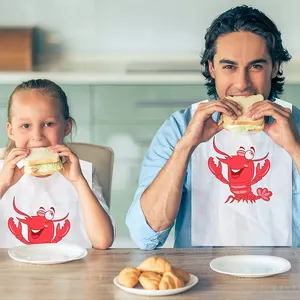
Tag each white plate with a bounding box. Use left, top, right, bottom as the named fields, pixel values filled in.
left=8, top=243, right=88, bottom=264
left=210, top=255, right=291, bottom=278
left=113, top=273, right=198, bottom=296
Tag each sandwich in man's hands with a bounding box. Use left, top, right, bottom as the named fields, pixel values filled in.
left=220, top=94, right=264, bottom=133
left=23, top=147, right=63, bottom=176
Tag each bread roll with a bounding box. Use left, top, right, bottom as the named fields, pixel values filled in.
left=139, top=271, right=162, bottom=290
left=159, top=272, right=184, bottom=290
left=137, top=256, right=172, bottom=274
left=118, top=267, right=141, bottom=288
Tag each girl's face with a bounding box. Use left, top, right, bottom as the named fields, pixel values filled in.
left=6, top=90, right=72, bottom=149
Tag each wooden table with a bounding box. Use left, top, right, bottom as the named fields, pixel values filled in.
left=0, top=247, right=300, bottom=300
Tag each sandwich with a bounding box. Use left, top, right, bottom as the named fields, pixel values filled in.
left=23, top=147, right=63, bottom=176
left=220, top=94, right=264, bottom=133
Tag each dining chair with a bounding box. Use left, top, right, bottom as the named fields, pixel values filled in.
left=68, top=142, right=114, bottom=208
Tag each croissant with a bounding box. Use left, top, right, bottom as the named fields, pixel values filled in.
left=139, top=271, right=162, bottom=290
left=137, top=256, right=172, bottom=274
left=159, top=272, right=184, bottom=290
left=118, top=267, right=141, bottom=288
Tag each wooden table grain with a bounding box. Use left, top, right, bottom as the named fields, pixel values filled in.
left=0, top=247, right=300, bottom=300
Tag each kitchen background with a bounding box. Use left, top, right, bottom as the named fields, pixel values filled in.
left=0, top=0, right=299, bottom=247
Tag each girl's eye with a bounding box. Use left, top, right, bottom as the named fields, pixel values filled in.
left=22, top=124, right=30, bottom=129
left=44, top=122, right=54, bottom=127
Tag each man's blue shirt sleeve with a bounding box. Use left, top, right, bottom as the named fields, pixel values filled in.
left=125, top=109, right=189, bottom=250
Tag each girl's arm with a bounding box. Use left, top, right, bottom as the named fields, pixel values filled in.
left=49, top=145, right=114, bottom=249
left=73, top=172, right=114, bottom=249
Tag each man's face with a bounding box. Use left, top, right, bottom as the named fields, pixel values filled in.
left=208, top=31, right=278, bottom=99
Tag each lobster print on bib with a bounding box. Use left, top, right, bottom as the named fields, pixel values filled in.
left=208, top=137, right=272, bottom=204
left=8, top=197, right=70, bottom=244
left=0, top=160, right=93, bottom=248
left=191, top=100, right=293, bottom=246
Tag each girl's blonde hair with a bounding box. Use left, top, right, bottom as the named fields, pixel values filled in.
left=2, top=79, right=75, bottom=159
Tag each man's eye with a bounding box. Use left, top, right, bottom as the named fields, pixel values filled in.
left=250, top=64, right=263, bottom=70
left=44, top=122, right=54, bottom=127
left=223, top=65, right=235, bottom=70
left=22, top=124, right=30, bottom=129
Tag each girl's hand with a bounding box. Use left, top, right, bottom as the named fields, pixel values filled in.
left=49, top=145, right=84, bottom=183
left=0, top=148, right=29, bottom=189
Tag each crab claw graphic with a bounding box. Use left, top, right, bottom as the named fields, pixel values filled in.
left=52, top=220, right=71, bottom=243
left=208, top=157, right=222, bottom=175
left=8, top=217, right=22, bottom=236
left=8, top=217, right=30, bottom=244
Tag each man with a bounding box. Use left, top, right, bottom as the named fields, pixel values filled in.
left=126, top=5, right=300, bottom=249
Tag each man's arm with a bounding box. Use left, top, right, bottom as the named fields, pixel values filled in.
left=126, top=100, right=240, bottom=249
left=126, top=111, right=189, bottom=250
left=139, top=100, right=240, bottom=232
left=140, top=141, right=193, bottom=232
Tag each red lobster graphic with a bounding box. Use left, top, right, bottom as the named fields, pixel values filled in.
left=208, top=137, right=272, bottom=203
left=8, top=197, right=70, bottom=244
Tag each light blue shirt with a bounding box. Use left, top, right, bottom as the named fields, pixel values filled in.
left=126, top=102, right=300, bottom=250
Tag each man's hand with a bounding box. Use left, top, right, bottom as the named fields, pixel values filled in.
left=179, top=99, right=242, bottom=150
left=248, top=100, right=300, bottom=158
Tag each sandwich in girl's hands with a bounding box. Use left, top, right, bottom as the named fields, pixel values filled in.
left=23, top=147, right=63, bottom=176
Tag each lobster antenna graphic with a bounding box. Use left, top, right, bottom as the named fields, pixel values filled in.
left=253, top=152, right=269, bottom=162
left=12, top=197, right=31, bottom=218
left=212, top=137, right=232, bottom=158
left=53, top=213, right=69, bottom=222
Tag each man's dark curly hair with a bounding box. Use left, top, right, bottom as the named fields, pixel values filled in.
left=200, top=5, right=291, bottom=100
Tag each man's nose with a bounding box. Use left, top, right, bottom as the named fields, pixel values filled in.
left=236, top=69, right=251, bottom=91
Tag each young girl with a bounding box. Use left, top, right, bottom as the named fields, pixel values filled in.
left=0, top=79, right=114, bottom=249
